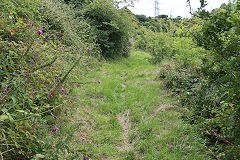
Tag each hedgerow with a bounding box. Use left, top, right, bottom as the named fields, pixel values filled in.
left=0, top=0, right=99, bottom=159
left=134, top=1, right=240, bottom=159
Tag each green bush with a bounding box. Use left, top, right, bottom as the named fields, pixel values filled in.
left=134, top=27, right=174, bottom=62
left=0, top=0, right=97, bottom=159
left=154, top=2, right=240, bottom=159
left=193, top=4, right=240, bottom=158
left=81, top=0, right=134, bottom=58
left=134, top=26, right=207, bottom=64
left=0, top=0, right=58, bottom=158
left=174, top=17, right=203, bottom=38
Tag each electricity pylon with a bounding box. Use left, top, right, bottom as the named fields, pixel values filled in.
left=154, top=0, right=159, bottom=17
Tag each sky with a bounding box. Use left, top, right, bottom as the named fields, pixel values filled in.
left=128, top=0, right=230, bottom=18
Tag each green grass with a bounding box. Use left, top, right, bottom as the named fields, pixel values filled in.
left=57, top=51, right=212, bottom=160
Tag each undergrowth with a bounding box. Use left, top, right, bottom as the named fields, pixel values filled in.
left=0, top=0, right=99, bottom=159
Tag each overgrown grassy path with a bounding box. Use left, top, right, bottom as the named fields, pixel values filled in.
left=67, top=51, right=212, bottom=160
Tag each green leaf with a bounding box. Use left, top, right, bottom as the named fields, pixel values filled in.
left=0, top=115, right=9, bottom=121
left=33, top=154, right=45, bottom=159
left=1, top=114, right=14, bottom=122
left=16, top=110, right=27, bottom=114
left=11, top=96, right=17, bottom=104
left=6, top=113, right=14, bottom=122
left=2, top=107, right=8, bottom=113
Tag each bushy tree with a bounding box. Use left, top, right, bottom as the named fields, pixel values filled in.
left=84, top=0, right=134, bottom=58
left=65, top=0, right=135, bottom=58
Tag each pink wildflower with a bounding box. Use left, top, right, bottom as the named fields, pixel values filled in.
left=49, top=91, right=53, bottom=99
left=61, top=57, right=64, bottom=60
left=59, top=31, right=61, bottom=34
left=98, top=81, right=102, bottom=84
left=60, top=49, right=63, bottom=52
left=61, top=86, right=64, bottom=92
left=54, top=32, right=57, bottom=34
left=38, top=30, right=43, bottom=36
left=87, top=48, right=90, bottom=51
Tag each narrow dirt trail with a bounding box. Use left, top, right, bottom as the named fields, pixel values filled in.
left=69, top=51, right=212, bottom=160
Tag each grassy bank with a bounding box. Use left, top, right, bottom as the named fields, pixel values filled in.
left=56, top=51, right=212, bottom=159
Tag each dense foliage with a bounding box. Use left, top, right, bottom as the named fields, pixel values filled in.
left=1, top=0, right=239, bottom=159
left=0, top=0, right=133, bottom=159
left=134, top=1, right=240, bottom=159
left=65, top=0, right=135, bottom=58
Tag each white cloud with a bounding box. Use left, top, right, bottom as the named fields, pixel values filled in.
left=129, top=0, right=230, bottom=17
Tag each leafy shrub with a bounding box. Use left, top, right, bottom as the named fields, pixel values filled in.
left=135, top=15, right=162, bottom=32
left=134, top=26, right=207, bottom=64
left=42, top=0, right=99, bottom=53
left=0, top=0, right=97, bottom=159
left=0, top=1, right=56, bottom=158
left=155, top=2, right=240, bottom=159
left=174, top=17, right=203, bottom=38
left=84, top=0, right=134, bottom=58
left=193, top=3, right=240, bottom=158
left=134, top=27, right=175, bottom=62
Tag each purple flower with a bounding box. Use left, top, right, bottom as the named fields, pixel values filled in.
left=83, top=156, right=87, bottom=160
left=79, top=49, right=82, bottom=53
left=51, top=127, right=59, bottom=133
left=61, top=86, right=64, bottom=92
left=27, top=24, right=31, bottom=28
left=25, top=71, right=30, bottom=76
left=49, top=91, right=53, bottom=99
left=98, top=81, right=101, bottom=84
left=38, top=30, right=43, bottom=36
left=60, top=49, right=63, bottom=52
left=54, top=32, right=57, bottom=34
left=61, top=57, right=64, bottom=61
left=4, top=86, right=7, bottom=95
left=50, top=64, right=53, bottom=67
left=104, top=159, right=107, bottom=160
left=87, top=48, right=90, bottom=51
left=59, top=31, right=61, bottom=34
